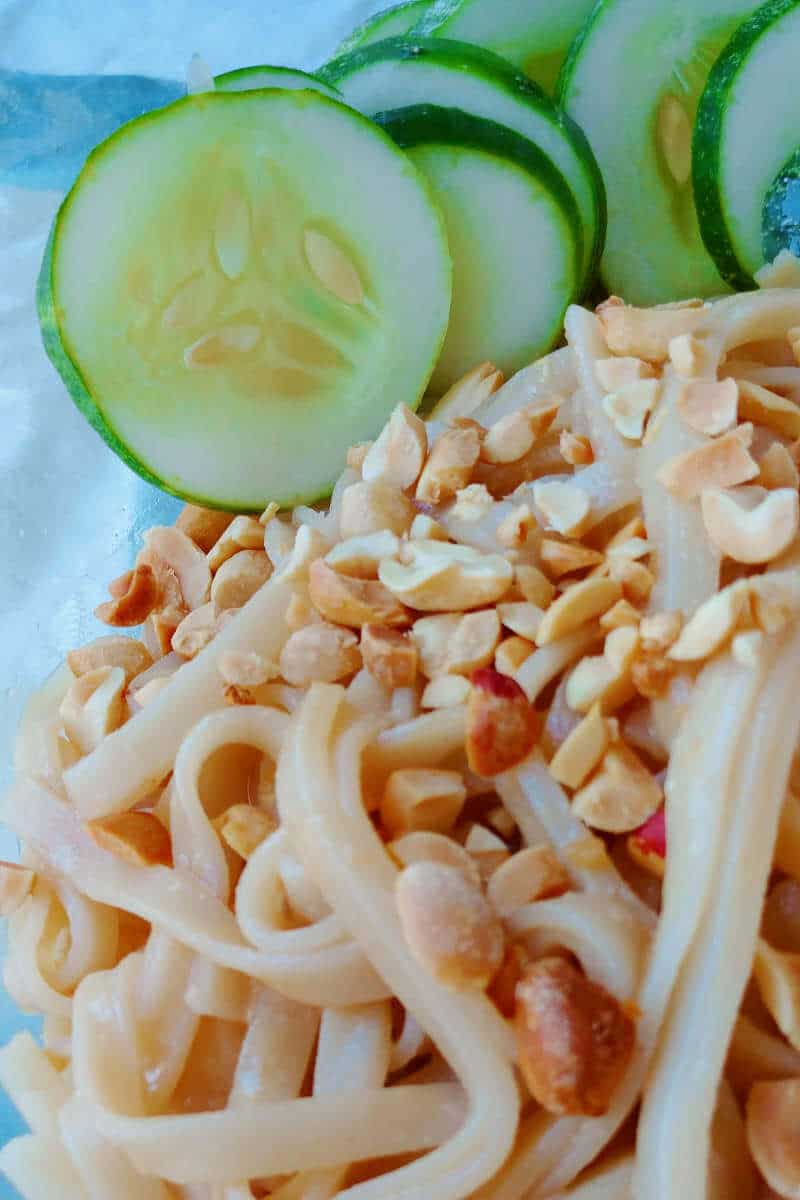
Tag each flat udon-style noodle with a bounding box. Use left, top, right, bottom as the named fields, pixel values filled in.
left=59, top=1094, right=171, bottom=1200
left=0, top=1132, right=89, bottom=1200
left=0, top=1033, right=70, bottom=1140
left=635, top=621, right=800, bottom=1200
left=280, top=684, right=519, bottom=1199
left=2, top=775, right=389, bottom=1007
left=476, top=345, right=577, bottom=425
left=727, top=1014, right=800, bottom=1091
left=565, top=304, right=637, bottom=477
left=63, top=575, right=295, bottom=818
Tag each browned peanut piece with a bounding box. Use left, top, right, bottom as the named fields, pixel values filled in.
left=466, top=667, right=539, bottom=777
left=361, top=404, right=427, bottom=491
left=572, top=743, right=662, bottom=833
left=86, top=812, right=172, bottom=867
left=515, top=564, right=556, bottom=608
left=657, top=425, right=759, bottom=499
left=176, top=505, right=235, bottom=552
left=676, top=378, right=738, bottom=436
left=361, top=624, right=417, bottom=690
left=495, top=635, right=535, bottom=679
left=759, top=442, right=799, bottom=490
left=560, top=430, right=594, bottom=466
left=596, top=296, right=707, bottom=362
left=432, top=361, right=504, bottom=421
left=395, top=861, right=505, bottom=989
left=211, top=550, right=272, bottom=611
left=388, top=831, right=481, bottom=887
left=339, top=480, right=416, bottom=539
left=95, top=563, right=159, bottom=626
left=381, top=768, right=467, bottom=837
left=416, top=425, right=482, bottom=504
left=514, top=956, right=636, bottom=1115
left=701, top=487, right=799, bottom=564
left=68, top=635, right=153, bottom=683
left=421, top=675, right=472, bottom=709
left=279, top=622, right=361, bottom=687
left=172, top=602, right=218, bottom=659
left=0, top=863, right=35, bottom=916
left=549, top=704, right=610, bottom=790
left=216, top=804, right=276, bottom=860
left=595, top=355, right=656, bottom=391
left=464, top=824, right=510, bottom=881
left=540, top=540, right=605, bottom=579
left=746, top=1079, right=800, bottom=1200
left=309, top=559, right=411, bottom=628
left=487, top=845, right=570, bottom=916
left=536, top=578, right=622, bottom=646
left=533, top=480, right=591, bottom=537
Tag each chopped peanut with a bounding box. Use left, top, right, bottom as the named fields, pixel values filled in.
left=515, top=956, right=636, bottom=1115
left=210, top=549, right=272, bottom=611
left=759, top=441, right=800, bottom=490
left=218, top=650, right=276, bottom=689
left=0, top=863, right=35, bottom=917
left=487, top=805, right=517, bottom=840
left=60, top=666, right=126, bottom=755
left=676, top=378, right=738, bottom=436
left=275, top=525, right=329, bottom=584
left=597, top=295, right=708, bottom=362
left=379, top=541, right=513, bottom=612
left=445, top=609, right=502, bottom=675
left=466, top=667, right=539, bottom=777
left=496, top=503, right=536, bottom=549
left=668, top=333, right=709, bottom=377
left=603, top=379, right=660, bottom=441
left=566, top=649, right=636, bottom=715
left=535, top=577, right=622, bottom=646
left=631, top=651, right=676, bottom=699
left=279, top=621, right=361, bottom=686
left=701, top=486, right=799, bottom=564
left=346, top=442, right=371, bottom=472
left=599, top=599, right=641, bottom=631
left=361, top=624, right=417, bottom=690
left=432, top=361, right=504, bottom=422
left=481, top=410, right=538, bottom=465
left=223, top=684, right=256, bottom=706
left=325, top=530, right=401, bottom=579
left=176, top=504, right=234, bottom=552
left=549, top=703, right=610, bottom=789
left=746, top=1079, right=800, bottom=1199
left=416, top=425, right=482, bottom=504
left=607, top=557, right=654, bottom=605
left=595, top=355, right=655, bottom=391
left=381, top=768, right=467, bottom=837
left=258, top=501, right=280, bottom=527
left=172, top=602, right=218, bottom=658
left=339, top=480, right=416, bottom=539
left=395, top=861, right=505, bottom=989
left=450, top=482, right=495, bottom=524
left=86, top=812, right=172, bottom=867
left=68, top=635, right=153, bottom=683
left=540, top=539, right=605, bottom=578
left=487, top=845, right=570, bottom=916
left=95, top=563, right=159, bottom=627
left=388, top=831, right=481, bottom=887
left=738, top=379, right=800, bottom=440
left=533, top=480, right=591, bottom=537
left=409, top=512, right=449, bottom=541
left=207, top=515, right=265, bottom=572
left=421, top=674, right=472, bottom=708
left=309, top=559, right=410, bottom=627
left=639, top=611, right=682, bottom=651
left=572, top=743, right=662, bottom=833
left=657, top=424, right=759, bottom=499
left=216, top=804, right=276, bottom=860
left=412, top=613, right=462, bottom=677
left=463, top=825, right=510, bottom=882
left=285, top=593, right=321, bottom=632
left=497, top=602, right=544, bottom=642
left=560, top=430, right=594, bottom=466
left=668, top=583, right=749, bottom=661
left=604, top=515, right=647, bottom=551
left=495, top=635, right=535, bottom=678
left=361, top=404, right=427, bottom=491
left=515, top=564, right=556, bottom=608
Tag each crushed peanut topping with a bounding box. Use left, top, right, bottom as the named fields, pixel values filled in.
left=560, top=430, right=594, bottom=466
left=657, top=424, right=759, bottom=499
left=533, top=480, right=591, bottom=537
left=676, top=378, right=738, bottom=436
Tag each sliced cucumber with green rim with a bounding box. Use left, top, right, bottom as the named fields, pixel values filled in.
left=377, top=104, right=582, bottom=394
left=763, top=146, right=800, bottom=264
left=694, top=0, right=800, bottom=288
left=322, top=36, right=605, bottom=287
left=333, top=0, right=430, bottom=56
left=411, top=0, right=597, bottom=92
left=559, top=0, right=757, bottom=305
left=215, top=64, right=341, bottom=100
left=38, top=89, right=451, bottom=510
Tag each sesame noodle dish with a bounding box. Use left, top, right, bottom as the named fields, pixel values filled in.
left=5, top=3, right=800, bottom=1199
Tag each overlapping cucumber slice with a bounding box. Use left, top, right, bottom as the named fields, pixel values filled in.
left=215, top=64, right=341, bottom=99
left=411, top=0, right=597, bottom=92
left=378, top=104, right=582, bottom=393
left=333, top=0, right=430, bottom=56
left=323, top=37, right=604, bottom=287
left=559, top=0, right=756, bottom=304
left=694, top=0, right=800, bottom=288
left=38, top=90, right=451, bottom=510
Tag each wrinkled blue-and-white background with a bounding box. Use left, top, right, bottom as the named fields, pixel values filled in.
left=0, top=2, right=377, bottom=1185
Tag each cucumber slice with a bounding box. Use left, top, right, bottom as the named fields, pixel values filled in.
left=334, top=0, right=430, bottom=56
left=559, top=0, right=756, bottom=305
left=322, top=37, right=604, bottom=287
left=411, top=0, right=597, bottom=92
left=763, top=146, right=800, bottom=264
left=377, top=104, right=582, bottom=394
left=215, top=64, right=340, bottom=100
left=39, top=90, right=451, bottom=510
left=693, top=0, right=800, bottom=289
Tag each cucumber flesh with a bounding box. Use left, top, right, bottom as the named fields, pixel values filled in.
left=215, top=65, right=340, bottom=100
left=763, top=147, right=800, bottom=264
left=559, top=0, right=756, bottom=305
left=693, top=0, right=800, bottom=288
left=39, top=90, right=451, bottom=510
left=411, top=0, right=597, bottom=92
left=378, top=104, right=582, bottom=394
left=323, top=37, right=604, bottom=287
left=333, top=0, right=430, bottom=56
